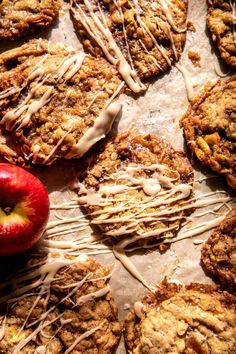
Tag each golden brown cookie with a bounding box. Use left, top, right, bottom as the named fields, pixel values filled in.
left=181, top=75, right=236, bottom=189
left=201, top=208, right=236, bottom=291
left=74, top=131, right=193, bottom=250
left=207, top=0, right=236, bottom=67
left=70, top=0, right=188, bottom=92
left=0, top=0, right=61, bottom=41
left=125, top=279, right=236, bottom=354
left=0, top=253, right=122, bottom=353
left=0, top=39, right=124, bottom=166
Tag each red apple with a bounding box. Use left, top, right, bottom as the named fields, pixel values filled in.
left=0, top=163, right=49, bottom=256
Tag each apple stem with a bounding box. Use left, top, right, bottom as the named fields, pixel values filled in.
left=3, top=206, right=12, bottom=215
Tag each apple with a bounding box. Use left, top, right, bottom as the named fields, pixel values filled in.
left=0, top=163, right=49, bottom=256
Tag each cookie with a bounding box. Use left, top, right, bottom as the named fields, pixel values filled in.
left=181, top=75, right=236, bottom=188
left=0, top=39, right=124, bottom=165
left=0, top=253, right=122, bottom=353
left=207, top=0, right=236, bottom=67
left=74, top=131, right=193, bottom=250
left=70, top=0, right=188, bottom=92
left=201, top=208, right=236, bottom=291
left=125, top=278, right=236, bottom=353
left=0, top=0, right=61, bottom=41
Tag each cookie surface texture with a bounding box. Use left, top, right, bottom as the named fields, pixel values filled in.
left=207, top=0, right=236, bottom=67
left=0, top=39, right=124, bottom=165
left=75, top=131, right=193, bottom=250
left=0, top=253, right=122, bottom=353
left=0, top=0, right=61, bottom=40
left=201, top=208, right=236, bottom=291
left=125, top=279, right=236, bottom=353
left=71, top=0, right=188, bottom=92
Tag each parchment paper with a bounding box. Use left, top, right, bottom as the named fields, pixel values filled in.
left=0, top=1, right=235, bottom=353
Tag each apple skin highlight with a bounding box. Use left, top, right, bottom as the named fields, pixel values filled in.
left=0, top=163, right=50, bottom=256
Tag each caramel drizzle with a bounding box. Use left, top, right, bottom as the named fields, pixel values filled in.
left=0, top=254, right=111, bottom=352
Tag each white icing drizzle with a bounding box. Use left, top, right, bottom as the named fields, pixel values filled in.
left=113, top=246, right=153, bottom=290
left=66, top=99, right=122, bottom=159
left=39, top=237, right=111, bottom=256
left=163, top=214, right=227, bottom=244
left=0, top=314, right=7, bottom=341
left=1, top=52, right=86, bottom=131
left=0, top=253, right=112, bottom=352
left=157, top=0, right=187, bottom=33
left=193, top=239, right=205, bottom=245
left=0, top=87, right=20, bottom=101
left=133, top=301, right=144, bottom=318
left=58, top=52, right=85, bottom=81
left=76, top=163, right=193, bottom=238
left=175, top=63, right=195, bottom=101
left=138, top=39, right=163, bottom=70
left=112, top=0, right=135, bottom=70
left=13, top=313, right=64, bottom=354
left=131, top=0, right=172, bottom=66
left=73, top=285, right=110, bottom=307
left=214, top=62, right=229, bottom=78
left=166, top=21, right=178, bottom=60
left=64, top=324, right=103, bottom=354
left=72, top=0, right=145, bottom=92
left=1, top=44, right=124, bottom=162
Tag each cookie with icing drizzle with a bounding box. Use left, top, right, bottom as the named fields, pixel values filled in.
left=181, top=75, right=236, bottom=189
left=201, top=208, right=236, bottom=291
left=207, top=0, right=236, bottom=67
left=74, top=131, right=194, bottom=250
left=0, top=253, right=122, bottom=353
left=0, top=0, right=61, bottom=41
left=70, top=0, right=188, bottom=92
left=124, top=278, right=236, bottom=353
left=0, top=39, right=125, bottom=165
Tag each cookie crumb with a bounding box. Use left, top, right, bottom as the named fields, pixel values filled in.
left=188, top=50, right=201, bottom=67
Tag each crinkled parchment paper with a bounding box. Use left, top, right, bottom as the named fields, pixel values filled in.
left=0, top=1, right=235, bottom=353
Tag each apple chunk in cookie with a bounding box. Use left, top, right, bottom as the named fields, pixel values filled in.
left=0, top=253, right=122, bottom=353
left=74, top=131, right=193, bottom=250
left=124, top=279, right=236, bottom=354
left=181, top=75, right=236, bottom=188
left=0, top=39, right=124, bottom=166
left=0, top=163, right=49, bottom=256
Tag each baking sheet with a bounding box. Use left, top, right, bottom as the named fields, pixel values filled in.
left=0, top=1, right=235, bottom=353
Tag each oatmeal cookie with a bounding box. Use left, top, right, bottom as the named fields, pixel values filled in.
left=181, top=75, right=236, bottom=188
left=201, top=208, right=236, bottom=291
left=207, top=0, right=236, bottom=67
left=0, top=253, right=122, bottom=353
left=0, top=0, right=61, bottom=41
left=70, top=0, right=188, bottom=92
left=74, top=131, right=193, bottom=250
left=125, top=278, right=236, bottom=353
left=0, top=39, right=124, bottom=166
